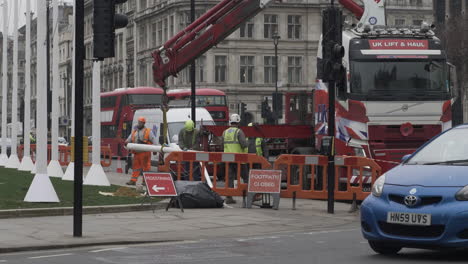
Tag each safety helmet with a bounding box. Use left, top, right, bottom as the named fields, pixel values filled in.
left=185, top=120, right=195, bottom=132
left=138, top=116, right=146, bottom=123
left=229, top=114, right=241, bottom=124
left=248, top=123, right=253, bottom=127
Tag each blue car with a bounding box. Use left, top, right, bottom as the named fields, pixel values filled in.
left=361, top=124, right=468, bottom=254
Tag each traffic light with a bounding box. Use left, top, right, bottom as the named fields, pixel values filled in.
left=272, top=92, right=283, bottom=119
left=321, top=6, right=344, bottom=82
left=240, top=102, right=247, bottom=118
left=93, top=0, right=129, bottom=60
left=261, top=99, right=269, bottom=118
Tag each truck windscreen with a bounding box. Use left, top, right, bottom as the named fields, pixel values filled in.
left=349, top=59, right=450, bottom=101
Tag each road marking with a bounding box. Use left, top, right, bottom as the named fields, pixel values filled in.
left=90, top=247, right=127, bottom=253
left=304, top=228, right=358, bottom=235
left=0, top=260, right=6, bottom=262
left=235, top=228, right=358, bottom=242
left=28, top=253, right=73, bottom=259
left=130, top=240, right=200, bottom=248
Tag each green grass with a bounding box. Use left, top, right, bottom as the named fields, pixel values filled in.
left=0, top=167, right=147, bottom=210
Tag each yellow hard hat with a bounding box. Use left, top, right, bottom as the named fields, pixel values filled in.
left=185, top=120, right=195, bottom=132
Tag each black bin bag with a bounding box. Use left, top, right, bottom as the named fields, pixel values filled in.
left=174, top=181, right=224, bottom=208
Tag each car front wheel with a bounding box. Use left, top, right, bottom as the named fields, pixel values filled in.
left=368, top=240, right=402, bottom=255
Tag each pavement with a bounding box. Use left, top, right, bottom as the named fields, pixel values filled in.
left=0, top=166, right=361, bottom=253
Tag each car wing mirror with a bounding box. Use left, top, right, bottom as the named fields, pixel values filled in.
left=401, top=154, right=411, bottom=163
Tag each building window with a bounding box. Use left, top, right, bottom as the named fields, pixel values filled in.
left=287, top=15, right=301, bottom=40
left=177, top=67, right=188, bottom=84
left=169, top=16, right=174, bottom=38
left=139, top=24, right=146, bottom=49
left=197, top=56, right=205, bottom=83
left=394, top=19, right=405, bottom=26
left=157, top=21, right=163, bottom=46
left=240, top=19, right=254, bottom=38
left=178, top=56, right=205, bottom=84
left=163, top=18, right=168, bottom=42
left=139, top=62, right=147, bottom=85
left=128, top=0, right=136, bottom=11
left=240, top=56, right=255, bottom=83
left=264, top=56, right=276, bottom=84
left=288, top=56, right=302, bottom=84
left=139, top=0, right=147, bottom=10
left=412, top=19, right=423, bottom=26
left=180, top=11, right=191, bottom=29
left=264, top=14, right=278, bottom=39
left=118, top=34, right=123, bottom=59
left=215, top=55, right=227, bottom=83
left=410, top=0, right=423, bottom=5
left=151, top=22, right=157, bottom=45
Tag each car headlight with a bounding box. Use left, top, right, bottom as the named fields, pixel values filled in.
left=372, top=174, right=386, bottom=197
left=455, top=185, right=468, bottom=201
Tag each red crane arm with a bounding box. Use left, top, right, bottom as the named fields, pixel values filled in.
left=339, top=0, right=364, bottom=19
left=152, top=0, right=272, bottom=88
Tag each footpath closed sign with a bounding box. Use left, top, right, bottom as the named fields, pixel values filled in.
left=248, top=170, right=282, bottom=194
left=143, top=173, right=177, bottom=196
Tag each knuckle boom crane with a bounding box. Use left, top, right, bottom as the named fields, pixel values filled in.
left=151, top=0, right=273, bottom=88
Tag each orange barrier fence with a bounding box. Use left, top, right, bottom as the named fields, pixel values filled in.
left=274, top=155, right=382, bottom=201
left=18, top=144, right=113, bottom=167
left=159, top=152, right=381, bottom=201
left=159, top=151, right=271, bottom=197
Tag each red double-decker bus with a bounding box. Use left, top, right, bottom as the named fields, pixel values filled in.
left=101, top=87, right=164, bottom=156
left=167, top=88, right=229, bottom=125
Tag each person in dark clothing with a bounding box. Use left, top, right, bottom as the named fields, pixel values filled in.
left=178, top=119, right=202, bottom=180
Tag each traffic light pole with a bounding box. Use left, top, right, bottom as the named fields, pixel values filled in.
left=322, top=2, right=343, bottom=214
left=190, top=0, right=196, bottom=123
left=327, top=79, right=336, bottom=214
left=273, top=33, right=280, bottom=125
left=74, top=0, right=84, bottom=237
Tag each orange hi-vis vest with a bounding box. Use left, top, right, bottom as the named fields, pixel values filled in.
left=131, top=128, right=152, bottom=144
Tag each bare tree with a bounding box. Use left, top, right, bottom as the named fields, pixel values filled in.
left=433, top=0, right=468, bottom=124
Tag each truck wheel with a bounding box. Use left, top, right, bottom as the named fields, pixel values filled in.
left=368, top=241, right=402, bottom=255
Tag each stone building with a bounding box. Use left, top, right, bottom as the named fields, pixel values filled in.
left=79, top=0, right=434, bottom=134
left=3, top=0, right=435, bottom=137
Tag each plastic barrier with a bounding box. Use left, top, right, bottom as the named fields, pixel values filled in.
left=84, top=146, right=113, bottom=167
left=159, top=151, right=271, bottom=196
left=274, top=154, right=329, bottom=200
left=274, top=155, right=382, bottom=201
left=18, top=144, right=113, bottom=167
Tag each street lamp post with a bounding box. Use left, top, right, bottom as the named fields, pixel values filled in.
left=272, top=32, right=280, bottom=125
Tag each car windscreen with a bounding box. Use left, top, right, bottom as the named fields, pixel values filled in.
left=407, top=127, right=468, bottom=165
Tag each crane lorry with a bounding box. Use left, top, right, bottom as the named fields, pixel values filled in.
left=149, top=0, right=457, bottom=174
left=314, top=0, right=458, bottom=172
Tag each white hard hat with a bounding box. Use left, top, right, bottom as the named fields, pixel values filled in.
left=229, top=113, right=241, bottom=124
